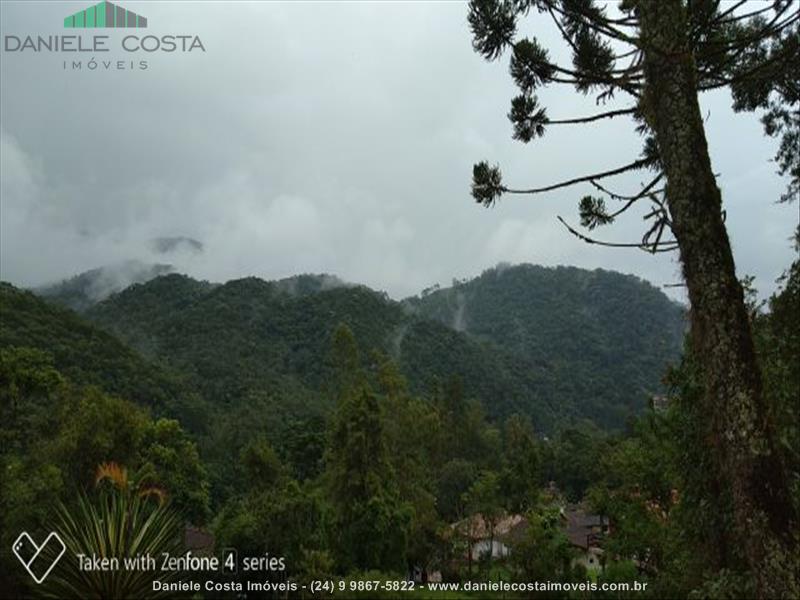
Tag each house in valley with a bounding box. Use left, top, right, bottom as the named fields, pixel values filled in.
left=448, top=502, right=608, bottom=574
left=562, top=506, right=608, bottom=572
left=451, top=513, right=528, bottom=562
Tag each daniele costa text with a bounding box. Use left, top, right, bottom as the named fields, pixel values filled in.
left=4, top=35, right=205, bottom=53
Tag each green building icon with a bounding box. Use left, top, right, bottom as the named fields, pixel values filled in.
left=64, top=1, right=147, bottom=28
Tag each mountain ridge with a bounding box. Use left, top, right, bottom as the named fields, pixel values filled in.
left=79, top=263, right=684, bottom=430
left=405, top=263, right=686, bottom=424
left=7, top=262, right=685, bottom=433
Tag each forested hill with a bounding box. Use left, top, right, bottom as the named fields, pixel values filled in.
left=75, top=264, right=684, bottom=430
left=0, top=282, right=201, bottom=420
left=2, top=263, right=685, bottom=433
left=405, top=264, right=687, bottom=424
left=35, top=260, right=175, bottom=312
left=82, top=274, right=562, bottom=429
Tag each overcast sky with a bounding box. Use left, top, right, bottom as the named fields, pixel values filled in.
left=1, top=1, right=796, bottom=301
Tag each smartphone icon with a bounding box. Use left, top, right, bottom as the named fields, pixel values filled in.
left=12, top=532, right=67, bottom=584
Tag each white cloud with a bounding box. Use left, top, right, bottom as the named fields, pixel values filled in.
left=0, top=2, right=795, bottom=300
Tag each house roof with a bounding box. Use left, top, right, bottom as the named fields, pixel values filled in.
left=563, top=506, right=604, bottom=550
left=451, top=513, right=526, bottom=541
left=450, top=506, right=606, bottom=551
left=498, top=516, right=531, bottom=545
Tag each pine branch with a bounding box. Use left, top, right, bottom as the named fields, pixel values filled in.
left=699, top=31, right=800, bottom=91
left=712, top=2, right=774, bottom=26
left=504, top=158, right=652, bottom=196
left=548, top=2, right=639, bottom=46
left=543, top=7, right=642, bottom=94
left=711, top=0, right=748, bottom=24
left=696, top=8, right=798, bottom=61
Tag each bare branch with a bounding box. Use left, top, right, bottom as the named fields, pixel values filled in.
left=642, top=214, right=672, bottom=250
left=547, top=60, right=643, bottom=91
left=504, top=158, right=652, bottom=196
left=708, top=0, right=748, bottom=25
left=557, top=216, right=678, bottom=253
left=548, top=107, right=637, bottom=125
left=548, top=7, right=580, bottom=55
left=614, top=47, right=641, bottom=61
left=590, top=173, right=664, bottom=202
left=604, top=175, right=665, bottom=220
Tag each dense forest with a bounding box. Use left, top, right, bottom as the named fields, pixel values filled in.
left=37, top=263, right=686, bottom=434
left=2, top=252, right=797, bottom=597
left=4, top=264, right=680, bottom=485
left=1, top=253, right=797, bottom=598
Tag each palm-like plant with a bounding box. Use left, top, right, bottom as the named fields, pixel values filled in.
left=39, top=462, right=184, bottom=599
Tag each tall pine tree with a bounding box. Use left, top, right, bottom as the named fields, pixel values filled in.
left=466, top=1, right=798, bottom=596
left=323, top=325, right=410, bottom=572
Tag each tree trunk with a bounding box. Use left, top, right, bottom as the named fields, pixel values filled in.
left=638, top=1, right=798, bottom=597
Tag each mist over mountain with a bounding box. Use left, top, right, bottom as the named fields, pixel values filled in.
left=273, top=273, right=352, bottom=296
left=64, top=263, right=683, bottom=431
left=151, top=236, right=205, bottom=255
left=34, top=260, right=174, bottom=312
left=7, top=262, right=687, bottom=436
